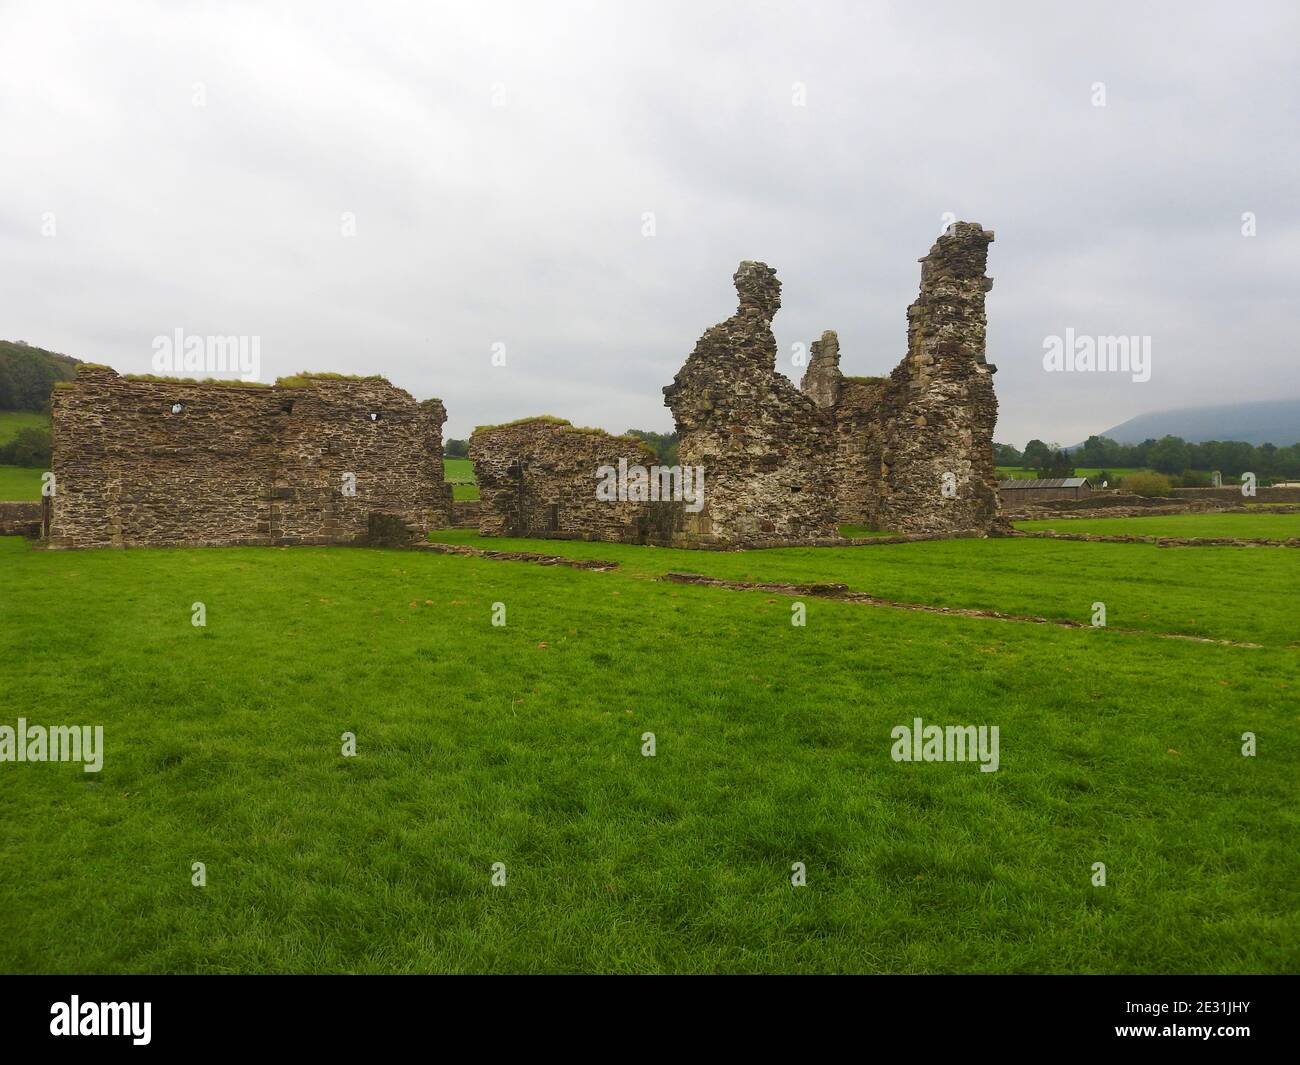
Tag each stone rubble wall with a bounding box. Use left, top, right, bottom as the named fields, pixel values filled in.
left=469, top=418, right=680, bottom=543
left=870, top=223, right=1002, bottom=534
left=803, top=330, right=888, bottom=525
left=0, top=500, right=43, bottom=537
left=1171, top=486, right=1300, bottom=504
left=654, top=223, right=1003, bottom=546
left=663, top=262, right=839, bottom=545
left=49, top=365, right=451, bottom=548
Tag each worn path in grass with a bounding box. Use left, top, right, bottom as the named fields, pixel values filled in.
left=429, top=530, right=1300, bottom=649
left=0, top=535, right=1296, bottom=973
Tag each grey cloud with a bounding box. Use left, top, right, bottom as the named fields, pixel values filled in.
left=1, top=0, right=1295, bottom=446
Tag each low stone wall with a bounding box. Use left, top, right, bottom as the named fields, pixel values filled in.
left=1171, top=486, right=1300, bottom=504
left=450, top=500, right=481, bottom=528
left=1014, top=529, right=1300, bottom=548
left=0, top=501, right=42, bottom=537
left=470, top=417, right=682, bottom=543
left=1004, top=492, right=1236, bottom=521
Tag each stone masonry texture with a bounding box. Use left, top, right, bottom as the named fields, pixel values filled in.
left=49, top=365, right=451, bottom=548
left=470, top=417, right=681, bottom=543
left=798, top=222, right=1003, bottom=535
left=663, top=261, right=839, bottom=545
left=51, top=225, right=1001, bottom=551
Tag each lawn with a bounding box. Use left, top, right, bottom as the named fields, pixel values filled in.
left=429, top=527, right=1300, bottom=648
left=0, top=410, right=48, bottom=501
left=0, top=409, right=49, bottom=444
left=0, top=532, right=1296, bottom=974
left=444, top=457, right=478, bottom=501
left=997, top=466, right=1146, bottom=482
left=0, top=465, right=43, bottom=500
left=1017, top=512, right=1300, bottom=540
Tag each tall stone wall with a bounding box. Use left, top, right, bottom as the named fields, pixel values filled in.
left=663, top=262, right=838, bottom=545
left=872, top=223, right=1002, bottom=533
left=796, top=222, right=1003, bottom=535
left=470, top=417, right=680, bottom=543
left=49, top=365, right=451, bottom=548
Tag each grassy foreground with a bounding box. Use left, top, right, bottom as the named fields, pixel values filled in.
left=431, top=528, right=1300, bottom=648
left=0, top=532, right=1296, bottom=974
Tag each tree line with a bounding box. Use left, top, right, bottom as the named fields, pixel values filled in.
left=996, top=435, right=1300, bottom=482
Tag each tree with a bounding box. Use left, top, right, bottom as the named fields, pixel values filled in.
left=1148, top=435, right=1190, bottom=474
left=624, top=429, right=678, bottom=466
left=1022, top=439, right=1052, bottom=469
left=993, top=441, right=1023, bottom=465
left=444, top=438, right=469, bottom=458
left=1037, top=449, right=1074, bottom=479
left=0, top=426, right=52, bottom=467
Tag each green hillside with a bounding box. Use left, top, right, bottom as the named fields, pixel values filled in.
left=0, top=340, right=81, bottom=412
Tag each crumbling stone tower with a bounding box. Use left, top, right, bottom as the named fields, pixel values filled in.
left=795, top=222, right=1002, bottom=535
left=872, top=222, right=1001, bottom=533
left=663, top=262, right=838, bottom=544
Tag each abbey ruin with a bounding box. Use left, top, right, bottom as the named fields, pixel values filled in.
left=476, top=221, right=1002, bottom=545
left=48, top=366, right=451, bottom=548
left=45, top=223, right=1001, bottom=550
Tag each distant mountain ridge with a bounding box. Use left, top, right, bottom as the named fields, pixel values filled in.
left=1084, top=399, right=1300, bottom=447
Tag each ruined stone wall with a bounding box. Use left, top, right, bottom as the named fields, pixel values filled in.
left=872, top=223, right=1002, bottom=533
left=470, top=417, right=679, bottom=543
left=49, top=365, right=451, bottom=548
left=0, top=501, right=42, bottom=537
left=663, top=263, right=838, bottom=545
left=802, top=330, right=886, bottom=525
left=797, top=223, right=1003, bottom=535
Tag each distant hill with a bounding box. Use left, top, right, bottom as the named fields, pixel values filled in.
left=1087, top=399, right=1300, bottom=447
left=0, top=340, right=82, bottom=412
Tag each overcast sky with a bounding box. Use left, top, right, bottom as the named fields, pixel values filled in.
left=2, top=0, right=1296, bottom=446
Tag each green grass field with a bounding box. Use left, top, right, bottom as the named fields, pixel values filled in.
left=0, top=411, right=49, bottom=501
left=430, top=528, right=1299, bottom=647
left=1, top=519, right=1297, bottom=974
left=1017, top=512, right=1300, bottom=540
left=0, top=465, right=43, bottom=500
left=998, top=467, right=1147, bottom=482
left=444, top=457, right=479, bottom=501
left=0, top=410, right=49, bottom=444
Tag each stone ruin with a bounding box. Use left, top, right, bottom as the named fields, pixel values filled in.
left=801, top=221, right=1003, bottom=534
left=663, top=260, right=838, bottom=544
left=470, top=417, right=680, bottom=543
left=48, top=365, right=451, bottom=548
left=661, top=220, right=1002, bottom=542
left=467, top=220, right=1002, bottom=547
left=41, top=223, right=1000, bottom=551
